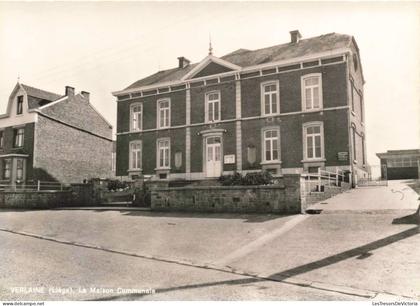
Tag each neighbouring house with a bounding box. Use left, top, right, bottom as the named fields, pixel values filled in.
left=0, top=83, right=113, bottom=185
left=112, top=30, right=368, bottom=185
left=377, top=149, right=420, bottom=180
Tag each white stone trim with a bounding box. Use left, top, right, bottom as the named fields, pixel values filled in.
left=181, top=55, right=241, bottom=81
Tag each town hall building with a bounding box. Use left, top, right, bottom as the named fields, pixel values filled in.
left=113, top=31, right=368, bottom=184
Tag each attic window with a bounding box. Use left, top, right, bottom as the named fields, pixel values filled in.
left=17, top=96, right=23, bottom=115
left=353, top=54, right=358, bottom=71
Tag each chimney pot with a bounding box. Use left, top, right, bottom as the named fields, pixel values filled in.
left=177, top=56, right=190, bottom=69
left=290, top=30, right=302, bottom=43
left=65, top=86, right=75, bottom=97
left=81, top=91, right=90, bottom=102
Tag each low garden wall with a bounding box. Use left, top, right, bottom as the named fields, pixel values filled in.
left=0, top=191, right=73, bottom=209
left=151, top=174, right=302, bottom=213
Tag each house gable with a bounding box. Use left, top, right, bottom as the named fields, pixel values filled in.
left=181, top=55, right=241, bottom=81
left=192, top=62, right=235, bottom=79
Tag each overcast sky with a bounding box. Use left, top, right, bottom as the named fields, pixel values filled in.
left=0, top=1, right=418, bottom=166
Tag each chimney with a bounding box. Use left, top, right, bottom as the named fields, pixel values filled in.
left=81, top=91, right=90, bottom=102
left=290, top=30, right=302, bottom=43
left=65, top=86, right=75, bottom=97
left=177, top=56, right=190, bottom=69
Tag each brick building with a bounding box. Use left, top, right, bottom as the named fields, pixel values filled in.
left=377, top=149, right=420, bottom=180
left=113, top=31, right=368, bottom=184
left=0, top=83, right=113, bottom=185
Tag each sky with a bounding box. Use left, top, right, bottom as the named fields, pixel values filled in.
left=0, top=1, right=419, bottom=167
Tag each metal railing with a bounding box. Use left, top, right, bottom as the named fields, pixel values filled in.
left=0, top=180, right=67, bottom=192
left=303, top=168, right=346, bottom=193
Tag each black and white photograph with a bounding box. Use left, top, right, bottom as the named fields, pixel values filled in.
left=0, top=1, right=419, bottom=304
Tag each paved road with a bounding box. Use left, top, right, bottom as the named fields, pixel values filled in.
left=0, top=180, right=418, bottom=300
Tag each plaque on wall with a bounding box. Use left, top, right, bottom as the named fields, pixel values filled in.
left=224, top=154, right=235, bottom=164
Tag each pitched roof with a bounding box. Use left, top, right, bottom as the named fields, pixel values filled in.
left=21, top=84, right=62, bottom=108
left=124, top=33, right=352, bottom=90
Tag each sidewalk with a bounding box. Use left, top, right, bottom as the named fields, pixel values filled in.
left=309, top=180, right=419, bottom=212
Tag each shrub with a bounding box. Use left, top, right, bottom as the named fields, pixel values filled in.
left=107, top=179, right=130, bottom=191
left=219, top=171, right=273, bottom=186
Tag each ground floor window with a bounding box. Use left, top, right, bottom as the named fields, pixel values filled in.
left=129, top=141, right=142, bottom=170
left=16, top=159, right=24, bottom=181
left=303, top=122, right=324, bottom=160
left=3, top=159, right=11, bottom=180
left=157, top=139, right=170, bottom=168
left=263, top=129, right=280, bottom=162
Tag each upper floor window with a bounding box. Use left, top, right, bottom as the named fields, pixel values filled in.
left=205, top=91, right=221, bottom=123
left=130, top=103, right=142, bottom=131
left=303, top=122, right=324, bottom=160
left=14, top=128, right=24, bottom=148
left=129, top=141, right=142, bottom=170
left=261, top=81, right=279, bottom=116
left=263, top=128, right=280, bottom=162
left=157, top=138, right=170, bottom=169
left=157, top=99, right=170, bottom=129
left=0, top=131, right=4, bottom=149
left=17, top=96, right=23, bottom=115
left=301, top=74, right=322, bottom=111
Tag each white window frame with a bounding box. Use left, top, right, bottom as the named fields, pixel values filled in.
left=129, top=140, right=142, bottom=171
left=130, top=103, right=142, bottom=132
left=205, top=91, right=221, bottom=123
left=14, top=128, right=24, bottom=148
left=157, top=98, right=171, bottom=129
left=156, top=138, right=170, bottom=169
left=261, top=80, right=280, bottom=116
left=262, top=127, right=281, bottom=163
left=301, top=73, right=323, bottom=111
left=302, top=122, right=325, bottom=161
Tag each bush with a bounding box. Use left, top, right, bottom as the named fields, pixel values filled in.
left=107, top=179, right=130, bottom=191
left=219, top=171, right=273, bottom=186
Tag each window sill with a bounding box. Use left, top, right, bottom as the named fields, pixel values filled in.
left=301, top=108, right=323, bottom=114
left=261, top=113, right=280, bottom=118
left=155, top=167, right=171, bottom=171
left=301, top=158, right=326, bottom=163
left=260, top=161, right=282, bottom=165
left=130, top=129, right=143, bottom=133
left=128, top=169, right=142, bottom=173
left=157, top=126, right=171, bottom=130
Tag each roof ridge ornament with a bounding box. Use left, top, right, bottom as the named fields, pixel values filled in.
left=209, top=34, right=213, bottom=56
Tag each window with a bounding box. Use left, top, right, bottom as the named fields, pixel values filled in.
left=3, top=159, right=11, bottom=180
left=359, top=93, right=364, bottom=122
left=361, top=135, right=366, bottom=165
left=14, top=128, right=24, bottom=147
left=157, top=139, right=170, bottom=168
left=350, top=80, right=355, bottom=112
left=129, top=141, right=142, bottom=170
left=304, top=123, right=324, bottom=160
left=157, top=99, right=170, bottom=128
left=301, top=74, right=322, bottom=111
left=387, top=157, right=418, bottom=168
left=130, top=103, right=142, bottom=131
left=111, top=152, right=116, bottom=172
left=0, top=131, right=3, bottom=149
left=261, top=81, right=279, bottom=115
left=17, top=96, right=23, bottom=115
left=16, top=158, right=24, bottom=180
left=263, top=129, right=280, bottom=162
left=205, top=91, right=221, bottom=122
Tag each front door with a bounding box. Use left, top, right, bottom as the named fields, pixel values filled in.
left=206, top=136, right=222, bottom=178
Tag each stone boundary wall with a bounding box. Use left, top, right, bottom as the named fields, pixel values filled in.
left=300, top=181, right=351, bottom=211
left=151, top=174, right=302, bottom=213
left=0, top=191, right=72, bottom=209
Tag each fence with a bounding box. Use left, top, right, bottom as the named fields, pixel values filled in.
left=0, top=180, right=67, bottom=192
left=302, top=168, right=346, bottom=193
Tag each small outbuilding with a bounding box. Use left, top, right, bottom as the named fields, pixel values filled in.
left=376, top=149, right=420, bottom=180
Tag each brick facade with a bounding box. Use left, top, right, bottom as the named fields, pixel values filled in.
left=0, top=83, right=113, bottom=185
left=114, top=32, right=369, bottom=183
